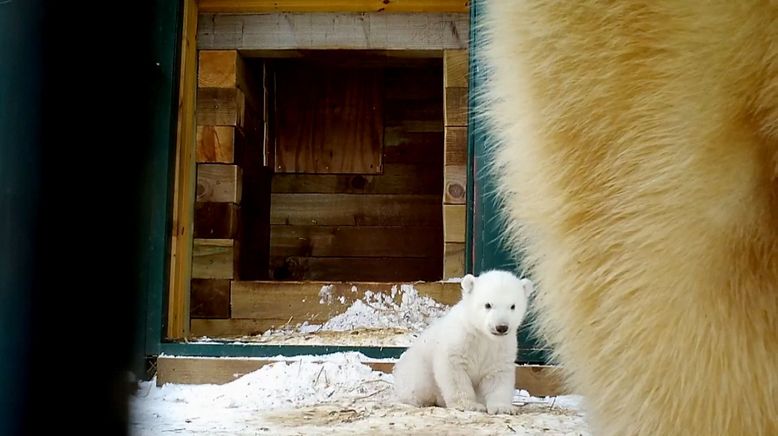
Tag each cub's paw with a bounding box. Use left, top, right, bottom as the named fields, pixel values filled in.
left=451, top=401, right=487, bottom=413
left=486, top=404, right=519, bottom=415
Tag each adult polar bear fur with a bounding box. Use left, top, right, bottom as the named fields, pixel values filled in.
left=482, top=1, right=778, bottom=435
left=393, top=270, right=533, bottom=414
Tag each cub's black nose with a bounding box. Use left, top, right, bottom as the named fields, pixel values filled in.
left=496, top=325, right=509, bottom=334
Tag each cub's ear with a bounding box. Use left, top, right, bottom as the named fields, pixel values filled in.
left=461, top=274, right=476, bottom=296
left=519, top=278, right=534, bottom=297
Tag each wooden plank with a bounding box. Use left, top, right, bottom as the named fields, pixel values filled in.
left=198, top=0, right=469, bottom=13
left=444, top=86, right=468, bottom=126
left=274, top=64, right=383, bottom=174
left=196, top=87, right=245, bottom=127
left=190, top=279, right=231, bottom=319
left=444, top=242, right=465, bottom=279
left=444, top=126, right=467, bottom=166
left=196, top=164, right=242, bottom=203
left=196, top=125, right=236, bottom=163
left=384, top=132, right=444, bottom=165
left=443, top=49, right=468, bottom=88
left=270, top=225, right=441, bottom=258
left=271, top=256, right=440, bottom=281
left=444, top=204, right=465, bottom=242
left=270, top=194, right=442, bottom=226
left=271, top=164, right=440, bottom=195
left=192, top=238, right=238, bottom=279
left=190, top=318, right=268, bottom=337
left=194, top=202, right=239, bottom=239
left=444, top=165, right=466, bottom=204
left=167, top=0, right=199, bottom=339
left=197, top=13, right=469, bottom=50
left=155, top=357, right=567, bottom=397
left=232, top=280, right=461, bottom=321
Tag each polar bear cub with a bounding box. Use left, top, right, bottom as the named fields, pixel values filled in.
left=393, top=270, right=534, bottom=414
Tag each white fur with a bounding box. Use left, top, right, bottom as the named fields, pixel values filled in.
left=393, top=270, right=533, bottom=415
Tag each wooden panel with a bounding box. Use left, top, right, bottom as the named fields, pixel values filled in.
left=271, top=256, right=440, bottom=281
left=444, top=126, right=467, bottom=166
left=444, top=204, right=465, bottom=242
left=444, top=165, right=466, bottom=204
left=198, top=1, right=469, bottom=13
left=271, top=164, right=440, bottom=195
left=232, top=280, right=461, bottom=321
left=196, top=125, right=236, bottom=163
left=444, top=242, right=465, bottom=279
left=238, top=166, right=273, bottom=280
left=274, top=65, right=383, bottom=174
left=270, top=225, right=440, bottom=258
left=385, top=67, right=443, bottom=102
left=270, top=194, right=441, bottom=226
left=192, top=238, right=238, bottom=279
left=194, top=202, right=239, bottom=239
left=190, top=318, right=268, bottom=337
left=167, top=0, right=199, bottom=339
left=196, top=164, right=242, bottom=203
left=443, top=50, right=468, bottom=88
left=196, top=87, right=245, bottom=127
left=198, top=13, right=469, bottom=50
left=156, top=357, right=566, bottom=397
left=444, top=86, right=468, bottom=126
left=190, top=279, right=231, bottom=319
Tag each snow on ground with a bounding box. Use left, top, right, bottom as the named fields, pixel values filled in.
left=131, top=352, right=589, bottom=436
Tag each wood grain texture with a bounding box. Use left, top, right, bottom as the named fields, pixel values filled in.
left=444, top=86, right=468, bottom=126
left=274, top=64, right=383, bottom=174
left=443, top=49, right=468, bottom=88
left=194, top=202, right=239, bottom=239
left=270, top=225, right=441, bottom=258
left=271, top=164, right=440, bottom=195
left=270, top=194, right=441, bottom=226
left=196, top=125, right=236, bottom=163
left=444, top=164, right=466, bottom=204
left=192, top=238, right=238, bottom=279
left=198, top=0, right=469, bottom=13
left=443, top=242, right=465, bottom=279
left=271, top=256, right=441, bottom=281
left=196, top=164, right=242, bottom=203
left=167, top=0, right=199, bottom=339
left=190, top=279, right=231, bottom=319
left=197, top=13, right=469, bottom=50
left=196, top=87, right=245, bottom=127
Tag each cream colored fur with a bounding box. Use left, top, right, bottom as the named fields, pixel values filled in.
left=482, top=1, right=777, bottom=435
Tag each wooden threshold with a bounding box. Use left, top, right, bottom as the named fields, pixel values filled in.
left=156, top=356, right=567, bottom=397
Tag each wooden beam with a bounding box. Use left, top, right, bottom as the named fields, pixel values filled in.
left=197, top=13, right=469, bottom=51
left=190, top=279, right=231, bottom=319
left=167, top=0, right=199, bottom=339
left=444, top=204, right=465, bottom=242
left=198, top=0, right=469, bottom=13
left=271, top=164, right=441, bottom=195
left=194, top=202, right=239, bottom=239
left=272, top=256, right=441, bottom=282
left=196, top=87, right=246, bottom=127
left=270, top=194, right=441, bottom=226
left=443, top=50, right=468, bottom=88
left=190, top=318, right=268, bottom=337
left=444, top=86, right=468, bottom=126
left=196, top=164, right=242, bottom=203
left=270, top=225, right=441, bottom=258
left=155, top=356, right=567, bottom=397
left=196, top=125, right=236, bottom=163
left=198, top=50, right=244, bottom=88
left=444, top=126, right=467, bottom=166
left=444, top=165, right=466, bottom=204
left=192, top=238, right=238, bottom=279
left=231, top=280, right=461, bottom=324
left=444, top=242, right=465, bottom=279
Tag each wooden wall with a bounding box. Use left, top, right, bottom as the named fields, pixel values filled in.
left=269, top=58, right=444, bottom=282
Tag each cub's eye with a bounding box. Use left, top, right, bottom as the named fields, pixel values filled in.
left=510, top=304, right=516, bottom=310
left=485, top=303, right=492, bottom=310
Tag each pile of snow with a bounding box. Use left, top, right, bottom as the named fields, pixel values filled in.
left=135, top=353, right=391, bottom=412
left=318, top=284, right=449, bottom=332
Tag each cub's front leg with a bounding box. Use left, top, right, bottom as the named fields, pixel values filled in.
left=432, top=354, right=485, bottom=412
left=479, top=367, right=518, bottom=415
